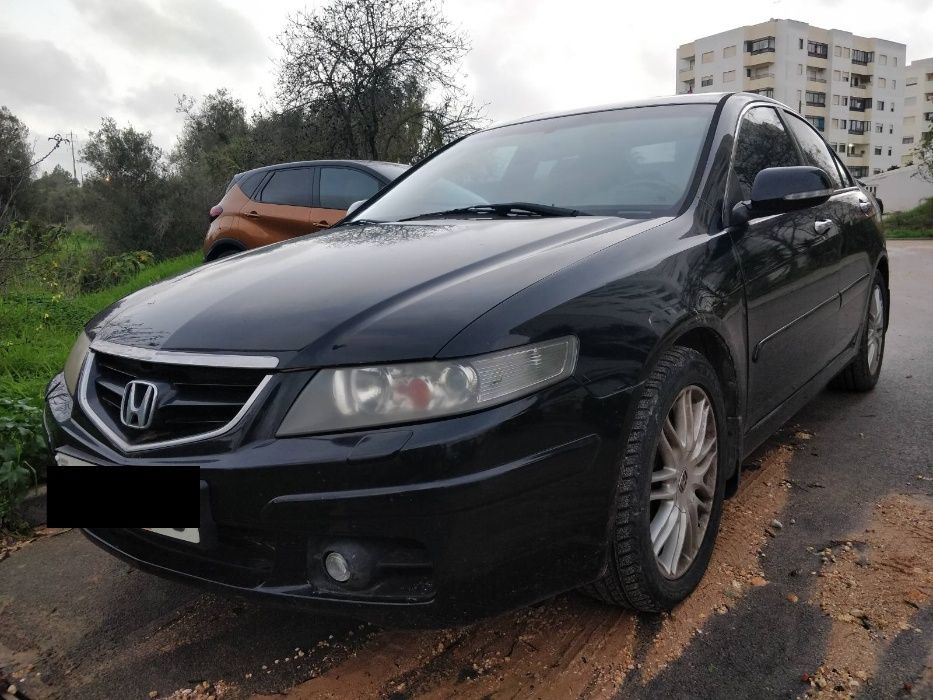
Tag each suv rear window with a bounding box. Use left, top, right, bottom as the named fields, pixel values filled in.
left=238, top=171, right=267, bottom=199
left=260, top=168, right=313, bottom=207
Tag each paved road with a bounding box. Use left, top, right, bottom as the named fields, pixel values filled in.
left=1, top=240, right=930, bottom=700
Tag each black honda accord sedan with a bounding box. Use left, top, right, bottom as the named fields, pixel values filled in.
left=45, top=93, right=888, bottom=625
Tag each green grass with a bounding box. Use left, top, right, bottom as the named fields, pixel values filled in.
left=0, top=252, right=201, bottom=405
left=885, top=228, right=933, bottom=239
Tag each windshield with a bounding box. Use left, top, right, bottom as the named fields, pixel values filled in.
left=356, top=104, right=715, bottom=222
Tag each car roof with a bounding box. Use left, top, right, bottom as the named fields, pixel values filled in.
left=235, top=159, right=409, bottom=180
left=487, top=92, right=787, bottom=130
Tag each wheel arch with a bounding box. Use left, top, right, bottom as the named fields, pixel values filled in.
left=647, top=316, right=745, bottom=494
left=205, top=238, right=248, bottom=262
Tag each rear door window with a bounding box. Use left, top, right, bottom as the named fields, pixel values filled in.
left=319, top=167, right=381, bottom=210
left=259, top=168, right=314, bottom=207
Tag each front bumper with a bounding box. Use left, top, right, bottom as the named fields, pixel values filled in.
left=45, top=372, right=634, bottom=627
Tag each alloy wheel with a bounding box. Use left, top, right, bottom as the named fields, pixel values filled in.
left=866, top=286, right=885, bottom=374
left=649, top=385, right=718, bottom=579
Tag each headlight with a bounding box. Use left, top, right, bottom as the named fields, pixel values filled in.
left=277, top=336, right=579, bottom=436
left=63, top=331, right=91, bottom=395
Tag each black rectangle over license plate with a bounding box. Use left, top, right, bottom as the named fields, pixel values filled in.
left=48, top=463, right=199, bottom=527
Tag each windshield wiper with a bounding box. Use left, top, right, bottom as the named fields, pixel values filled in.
left=400, top=202, right=583, bottom=222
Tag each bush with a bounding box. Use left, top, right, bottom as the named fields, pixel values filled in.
left=885, top=198, right=933, bottom=232
left=0, top=397, right=42, bottom=527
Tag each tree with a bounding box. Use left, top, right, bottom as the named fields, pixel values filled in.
left=81, top=118, right=172, bottom=255
left=22, top=165, right=83, bottom=224
left=0, top=106, right=33, bottom=222
left=275, top=0, right=485, bottom=163
left=916, top=128, right=933, bottom=184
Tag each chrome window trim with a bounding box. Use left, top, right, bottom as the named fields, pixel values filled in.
left=77, top=351, right=274, bottom=454
left=90, top=339, right=279, bottom=369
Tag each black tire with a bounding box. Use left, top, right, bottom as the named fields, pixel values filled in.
left=830, top=274, right=887, bottom=392
left=585, top=346, right=728, bottom=612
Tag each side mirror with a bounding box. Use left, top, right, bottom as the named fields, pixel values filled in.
left=731, top=166, right=834, bottom=226
left=345, top=200, right=366, bottom=217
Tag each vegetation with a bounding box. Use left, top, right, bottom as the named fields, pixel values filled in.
left=0, top=247, right=200, bottom=526
left=884, top=197, right=933, bottom=238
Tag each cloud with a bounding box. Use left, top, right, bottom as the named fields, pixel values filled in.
left=74, top=0, right=266, bottom=70
left=0, top=32, right=113, bottom=131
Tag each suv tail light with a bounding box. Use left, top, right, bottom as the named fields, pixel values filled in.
left=209, top=205, right=223, bottom=222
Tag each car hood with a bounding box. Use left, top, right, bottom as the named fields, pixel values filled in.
left=90, top=216, right=663, bottom=368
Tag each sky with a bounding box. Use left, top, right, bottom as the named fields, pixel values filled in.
left=2, top=0, right=932, bottom=176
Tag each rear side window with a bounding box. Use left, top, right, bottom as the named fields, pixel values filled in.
left=319, top=167, right=381, bottom=210
left=732, top=107, right=800, bottom=199
left=238, top=171, right=267, bottom=199
left=260, top=168, right=313, bottom=207
left=783, top=114, right=844, bottom=189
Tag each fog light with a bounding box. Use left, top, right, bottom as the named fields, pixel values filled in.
left=324, top=551, right=351, bottom=582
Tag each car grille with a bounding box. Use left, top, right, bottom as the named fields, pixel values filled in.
left=85, top=351, right=270, bottom=448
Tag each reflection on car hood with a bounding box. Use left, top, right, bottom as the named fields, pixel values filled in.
left=90, top=216, right=664, bottom=368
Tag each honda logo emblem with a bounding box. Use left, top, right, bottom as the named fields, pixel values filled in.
left=120, top=380, right=158, bottom=430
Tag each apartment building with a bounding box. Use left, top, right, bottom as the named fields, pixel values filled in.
left=676, top=19, right=906, bottom=177
left=901, top=57, right=933, bottom=166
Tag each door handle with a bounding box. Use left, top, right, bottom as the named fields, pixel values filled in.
left=244, top=210, right=261, bottom=219
left=316, top=220, right=331, bottom=228
left=814, top=219, right=834, bottom=234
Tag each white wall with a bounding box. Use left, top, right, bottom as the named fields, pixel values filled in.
left=862, top=165, right=933, bottom=212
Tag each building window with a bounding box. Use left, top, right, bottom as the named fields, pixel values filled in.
left=889, top=124, right=894, bottom=134
left=832, top=118, right=839, bottom=129
left=874, top=146, right=882, bottom=155
left=837, top=143, right=846, bottom=154
left=903, top=136, right=915, bottom=145
left=841, top=119, right=848, bottom=129
left=888, top=147, right=893, bottom=156
left=745, top=36, right=776, bottom=54
left=842, top=71, right=850, bottom=82
left=701, top=75, right=713, bottom=87
left=878, top=77, right=886, bottom=88
left=894, top=57, right=898, bottom=66
left=906, top=96, right=917, bottom=106
left=702, top=51, right=714, bottom=63
left=799, top=38, right=804, bottom=50
left=805, top=115, right=825, bottom=131
left=723, top=70, right=736, bottom=83
left=852, top=49, right=873, bottom=65
left=892, top=79, right=896, bottom=89
left=833, top=70, right=841, bottom=81
left=798, top=64, right=803, bottom=75
left=875, top=122, right=884, bottom=133
left=879, top=54, right=888, bottom=65
left=850, top=97, right=868, bottom=111
left=807, top=41, right=828, bottom=58
left=833, top=95, right=840, bottom=105
left=750, top=87, right=775, bottom=97
left=806, top=91, right=826, bottom=106
left=844, top=47, right=851, bottom=58
left=834, top=45, right=842, bottom=57
left=877, top=100, right=885, bottom=111
left=842, top=96, right=849, bottom=106
left=723, top=45, right=736, bottom=58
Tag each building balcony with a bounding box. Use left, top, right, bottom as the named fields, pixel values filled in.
left=806, top=75, right=828, bottom=84
left=679, top=66, right=695, bottom=74
left=848, top=126, right=866, bottom=135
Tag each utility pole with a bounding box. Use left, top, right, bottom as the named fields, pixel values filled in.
left=69, top=131, right=77, bottom=181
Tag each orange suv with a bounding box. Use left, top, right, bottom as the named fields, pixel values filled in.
left=203, top=160, right=408, bottom=260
